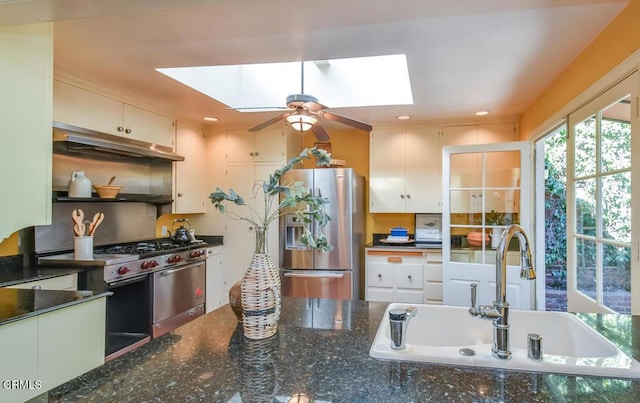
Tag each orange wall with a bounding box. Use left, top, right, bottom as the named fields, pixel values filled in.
left=0, top=232, right=19, bottom=257
left=520, top=1, right=640, bottom=137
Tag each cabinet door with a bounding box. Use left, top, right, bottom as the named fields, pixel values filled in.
left=1, top=23, right=53, bottom=240
left=123, top=104, right=175, bottom=148
left=53, top=80, right=123, bottom=135
left=226, top=129, right=286, bottom=163
left=205, top=246, right=224, bottom=312
left=404, top=127, right=441, bottom=212
left=38, top=298, right=105, bottom=392
left=0, top=318, right=39, bottom=402
left=369, top=129, right=406, bottom=212
left=366, top=261, right=394, bottom=288
left=174, top=121, right=207, bottom=213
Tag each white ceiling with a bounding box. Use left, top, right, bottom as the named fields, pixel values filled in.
left=0, top=0, right=629, bottom=130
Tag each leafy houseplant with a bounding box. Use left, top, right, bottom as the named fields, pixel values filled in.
left=209, top=147, right=333, bottom=339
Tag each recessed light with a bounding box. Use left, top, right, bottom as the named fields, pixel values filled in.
left=475, top=111, right=489, bottom=116
left=203, top=116, right=219, bottom=122
left=396, top=115, right=411, bottom=120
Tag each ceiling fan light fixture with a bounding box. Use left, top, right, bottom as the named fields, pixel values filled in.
left=286, top=113, right=317, bottom=132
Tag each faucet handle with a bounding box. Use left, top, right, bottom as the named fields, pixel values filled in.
left=470, top=283, right=478, bottom=309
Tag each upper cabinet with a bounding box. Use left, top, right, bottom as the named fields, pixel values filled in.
left=0, top=23, right=53, bottom=240
left=370, top=126, right=441, bottom=213
left=174, top=121, right=207, bottom=213
left=225, top=128, right=301, bottom=163
left=53, top=80, right=175, bottom=148
left=441, top=122, right=517, bottom=147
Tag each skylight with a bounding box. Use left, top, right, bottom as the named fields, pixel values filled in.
left=156, top=54, right=413, bottom=111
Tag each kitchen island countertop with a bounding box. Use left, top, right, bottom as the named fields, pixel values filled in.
left=47, top=297, right=640, bottom=402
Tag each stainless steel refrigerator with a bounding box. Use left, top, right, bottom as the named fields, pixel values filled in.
left=280, top=168, right=364, bottom=300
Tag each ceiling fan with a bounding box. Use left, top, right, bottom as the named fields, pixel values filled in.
left=241, top=62, right=373, bottom=142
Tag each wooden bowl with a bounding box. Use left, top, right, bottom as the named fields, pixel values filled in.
left=93, top=185, right=123, bottom=198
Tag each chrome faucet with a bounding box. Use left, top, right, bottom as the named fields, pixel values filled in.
left=469, top=224, right=536, bottom=359
left=389, top=306, right=417, bottom=350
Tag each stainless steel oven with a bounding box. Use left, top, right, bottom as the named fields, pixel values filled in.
left=152, top=260, right=205, bottom=338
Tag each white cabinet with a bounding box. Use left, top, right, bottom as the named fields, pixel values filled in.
left=424, top=252, right=443, bottom=305
left=53, top=80, right=175, bottom=148
left=225, top=128, right=300, bottom=163
left=365, top=249, right=425, bottom=304
left=205, top=245, right=224, bottom=312
left=0, top=297, right=105, bottom=402
left=441, top=122, right=517, bottom=147
left=174, top=121, right=207, bottom=213
left=370, top=126, right=441, bottom=213
left=0, top=23, right=53, bottom=240
left=5, top=273, right=77, bottom=291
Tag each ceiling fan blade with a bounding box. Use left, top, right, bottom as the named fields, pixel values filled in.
left=302, top=101, right=327, bottom=112
left=311, top=124, right=330, bottom=142
left=227, top=106, right=288, bottom=110
left=249, top=112, right=291, bottom=132
left=318, top=111, right=373, bottom=132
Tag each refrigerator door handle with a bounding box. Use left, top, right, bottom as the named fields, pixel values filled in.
left=283, top=272, right=344, bottom=279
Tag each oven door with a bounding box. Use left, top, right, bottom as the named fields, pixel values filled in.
left=106, top=274, right=151, bottom=362
left=152, top=261, right=206, bottom=337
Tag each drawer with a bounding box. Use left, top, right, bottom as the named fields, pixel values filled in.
left=425, top=252, right=442, bottom=263
left=366, top=288, right=394, bottom=302
left=425, top=282, right=443, bottom=300
left=366, top=263, right=394, bottom=288
left=425, top=264, right=442, bottom=281
left=394, top=289, right=423, bottom=304
left=7, top=273, right=77, bottom=291
left=395, top=265, right=423, bottom=289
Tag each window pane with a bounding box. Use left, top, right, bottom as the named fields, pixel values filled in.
left=485, top=190, right=519, bottom=226
left=602, top=243, right=631, bottom=314
left=601, top=96, right=631, bottom=173
left=602, top=173, right=631, bottom=243
left=574, top=115, right=596, bottom=178
left=450, top=152, right=481, bottom=188
left=576, top=238, right=596, bottom=300
left=575, top=178, right=596, bottom=236
left=485, top=151, right=520, bottom=188
left=450, top=190, right=482, bottom=221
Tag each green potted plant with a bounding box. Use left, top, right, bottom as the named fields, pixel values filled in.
left=209, top=147, right=332, bottom=339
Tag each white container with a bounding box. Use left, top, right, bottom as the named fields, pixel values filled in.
left=74, top=236, right=94, bottom=260
left=68, top=171, right=92, bottom=198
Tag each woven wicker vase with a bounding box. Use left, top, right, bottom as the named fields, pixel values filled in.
left=241, top=226, right=281, bottom=340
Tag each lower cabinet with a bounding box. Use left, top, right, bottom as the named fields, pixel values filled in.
left=366, top=249, right=443, bottom=304
left=205, top=245, right=224, bottom=313
left=0, top=297, right=106, bottom=402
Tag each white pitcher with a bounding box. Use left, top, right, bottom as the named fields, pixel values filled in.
left=68, top=171, right=92, bottom=198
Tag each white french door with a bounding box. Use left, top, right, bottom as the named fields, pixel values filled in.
left=442, top=141, right=539, bottom=309
left=566, top=72, right=639, bottom=314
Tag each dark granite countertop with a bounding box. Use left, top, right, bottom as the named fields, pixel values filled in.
left=48, top=298, right=640, bottom=402
left=0, top=267, right=83, bottom=288
left=0, top=288, right=111, bottom=326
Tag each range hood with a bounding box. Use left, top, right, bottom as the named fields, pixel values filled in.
left=53, top=122, right=185, bottom=162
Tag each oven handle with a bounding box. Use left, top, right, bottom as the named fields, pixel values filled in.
left=283, top=272, right=344, bottom=279
left=159, top=262, right=202, bottom=277
left=108, top=274, right=148, bottom=288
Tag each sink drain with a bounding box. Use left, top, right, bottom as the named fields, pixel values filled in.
left=459, top=348, right=476, bottom=356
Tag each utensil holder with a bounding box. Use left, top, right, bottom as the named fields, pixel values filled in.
left=74, top=236, right=94, bottom=260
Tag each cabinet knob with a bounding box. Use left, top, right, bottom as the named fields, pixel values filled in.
left=377, top=273, right=382, bottom=279
left=408, top=274, right=412, bottom=280
left=125, top=128, right=132, bottom=134
left=117, top=126, right=124, bottom=132
left=248, top=226, right=254, bottom=230
left=406, top=194, right=411, bottom=199
left=400, top=195, right=405, bottom=199
left=177, top=193, right=183, bottom=197
left=249, top=152, right=254, bottom=157
left=254, top=151, right=260, bottom=156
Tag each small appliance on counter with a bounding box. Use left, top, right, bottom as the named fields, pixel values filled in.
left=414, top=213, right=442, bottom=249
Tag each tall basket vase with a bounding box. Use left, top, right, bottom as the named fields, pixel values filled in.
left=241, top=226, right=281, bottom=339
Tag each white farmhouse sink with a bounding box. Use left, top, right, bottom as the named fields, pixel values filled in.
left=370, top=303, right=640, bottom=379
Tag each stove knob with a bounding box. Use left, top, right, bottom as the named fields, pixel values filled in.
left=168, top=255, right=183, bottom=263
left=141, top=261, right=153, bottom=270
left=117, top=266, right=130, bottom=275
left=190, top=250, right=203, bottom=258
left=151, top=260, right=159, bottom=267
